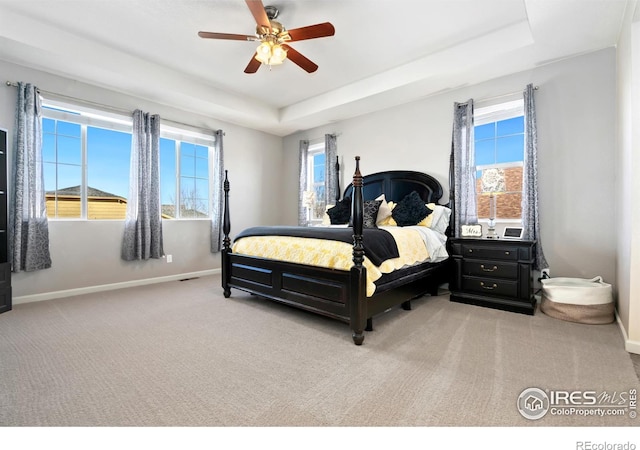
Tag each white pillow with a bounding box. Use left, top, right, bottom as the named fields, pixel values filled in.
left=430, top=205, right=451, bottom=234
left=322, top=204, right=334, bottom=226
left=375, top=194, right=393, bottom=225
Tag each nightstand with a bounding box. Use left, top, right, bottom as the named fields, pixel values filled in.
left=449, top=237, right=536, bottom=315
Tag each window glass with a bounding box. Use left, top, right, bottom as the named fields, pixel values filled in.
left=474, top=100, right=524, bottom=220
left=306, top=150, right=326, bottom=222
left=57, top=135, right=81, bottom=165
left=179, top=142, right=209, bottom=218
left=87, top=127, right=131, bottom=219
left=57, top=121, right=80, bottom=137
left=42, top=118, right=55, bottom=134
left=496, top=135, right=524, bottom=163
left=497, top=116, right=524, bottom=136
left=160, top=138, right=177, bottom=219
left=42, top=118, right=82, bottom=218
left=42, top=104, right=215, bottom=220
left=474, top=123, right=494, bottom=140
left=474, top=139, right=495, bottom=166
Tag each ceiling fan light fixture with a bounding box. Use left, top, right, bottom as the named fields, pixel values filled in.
left=271, top=44, right=287, bottom=62
left=255, top=41, right=287, bottom=65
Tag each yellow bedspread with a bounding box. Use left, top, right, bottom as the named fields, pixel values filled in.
left=231, top=226, right=431, bottom=297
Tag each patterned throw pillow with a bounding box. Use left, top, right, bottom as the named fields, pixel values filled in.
left=349, top=200, right=382, bottom=228
left=327, top=196, right=351, bottom=224
left=391, top=191, right=432, bottom=226
left=363, top=200, right=382, bottom=228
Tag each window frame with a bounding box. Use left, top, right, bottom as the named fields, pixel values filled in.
left=41, top=98, right=216, bottom=221
left=474, top=99, right=525, bottom=224
left=306, top=142, right=326, bottom=224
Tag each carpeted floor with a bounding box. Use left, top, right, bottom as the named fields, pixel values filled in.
left=0, top=274, right=638, bottom=427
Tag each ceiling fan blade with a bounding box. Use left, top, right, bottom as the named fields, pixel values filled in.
left=282, top=45, right=318, bottom=73
left=244, top=54, right=261, bottom=74
left=198, top=31, right=257, bottom=41
left=246, top=0, right=271, bottom=31
left=288, top=22, right=335, bottom=41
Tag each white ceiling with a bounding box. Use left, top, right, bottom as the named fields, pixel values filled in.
left=0, top=0, right=629, bottom=136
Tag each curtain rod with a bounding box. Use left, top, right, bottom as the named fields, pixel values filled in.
left=457, top=85, right=539, bottom=106
left=5, top=81, right=224, bottom=136
left=307, top=132, right=341, bottom=144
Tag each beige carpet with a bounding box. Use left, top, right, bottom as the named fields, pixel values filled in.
left=0, top=275, right=637, bottom=427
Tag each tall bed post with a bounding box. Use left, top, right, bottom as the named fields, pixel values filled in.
left=222, top=170, right=232, bottom=298
left=349, top=156, right=367, bottom=345
left=335, top=155, right=340, bottom=203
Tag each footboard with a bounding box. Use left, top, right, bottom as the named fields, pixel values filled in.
left=226, top=253, right=353, bottom=321
left=221, top=159, right=368, bottom=345
left=220, top=157, right=450, bottom=345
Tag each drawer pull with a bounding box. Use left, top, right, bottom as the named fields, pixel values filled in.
left=480, top=282, right=498, bottom=290
left=480, top=264, right=498, bottom=272
left=468, top=249, right=473, bottom=253
left=505, top=251, right=510, bottom=255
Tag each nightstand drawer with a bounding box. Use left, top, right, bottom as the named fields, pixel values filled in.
left=462, top=277, right=518, bottom=298
left=461, top=244, right=519, bottom=261
left=462, top=260, right=518, bottom=279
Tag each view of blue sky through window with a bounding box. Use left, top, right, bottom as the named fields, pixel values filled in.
left=475, top=116, right=524, bottom=170
left=42, top=112, right=211, bottom=219
left=307, top=150, right=326, bottom=221
left=474, top=114, right=525, bottom=220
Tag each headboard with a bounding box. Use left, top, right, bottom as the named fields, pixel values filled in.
left=343, top=170, right=444, bottom=205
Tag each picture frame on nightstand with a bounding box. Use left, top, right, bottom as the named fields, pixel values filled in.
left=461, top=224, right=482, bottom=237
left=502, top=227, right=524, bottom=240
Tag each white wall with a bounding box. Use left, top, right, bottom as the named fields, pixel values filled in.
left=284, top=48, right=618, bottom=288
left=616, top=0, right=640, bottom=352
left=0, top=60, right=284, bottom=300
left=2, top=47, right=626, bottom=342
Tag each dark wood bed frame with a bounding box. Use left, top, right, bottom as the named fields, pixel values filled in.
left=221, top=156, right=452, bottom=345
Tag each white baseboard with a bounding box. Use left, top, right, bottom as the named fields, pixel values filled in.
left=13, top=269, right=221, bottom=305
left=615, top=310, right=640, bottom=355
left=626, top=340, right=640, bottom=354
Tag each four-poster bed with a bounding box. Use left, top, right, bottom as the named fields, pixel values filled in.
left=221, top=157, right=452, bottom=345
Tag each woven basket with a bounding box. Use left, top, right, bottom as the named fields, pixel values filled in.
left=540, top=276, right=614, bottom=324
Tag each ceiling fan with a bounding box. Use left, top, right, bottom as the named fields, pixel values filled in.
left=198, top=0, right=335, bottom=74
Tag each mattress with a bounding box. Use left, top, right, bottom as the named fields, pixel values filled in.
left=232, top=225, right=448, bottom=297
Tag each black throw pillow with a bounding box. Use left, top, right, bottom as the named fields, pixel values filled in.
left=391, top=191, right=432, bottom=226
left=327, top=196, right=351, bottom=224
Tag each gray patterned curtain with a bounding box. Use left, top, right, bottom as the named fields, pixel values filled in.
left=210, top=129, right=224, bottom=253
left=451, top=100, right=477, bottom=237
left=298, top=140, right=309, bottom=226
left=10, top=82, right=52, bottom=272
left=325, top=134, right=338, bottom=205
left=522, top=84, right=548, bottom=270
left=121, top=110, right=163, bottom=261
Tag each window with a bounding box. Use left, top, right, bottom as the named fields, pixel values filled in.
left=306, top=143, right=326, bottom=223
left=43, top=108, right=131, bottom=219
left=42, top=100, right=215, bottom=220
left=160, top=139, right=210, bottom=219
left=474, top=99, right=525, bottom=221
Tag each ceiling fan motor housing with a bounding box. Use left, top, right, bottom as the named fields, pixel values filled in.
left=264, top=5, right=279, bottom=20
